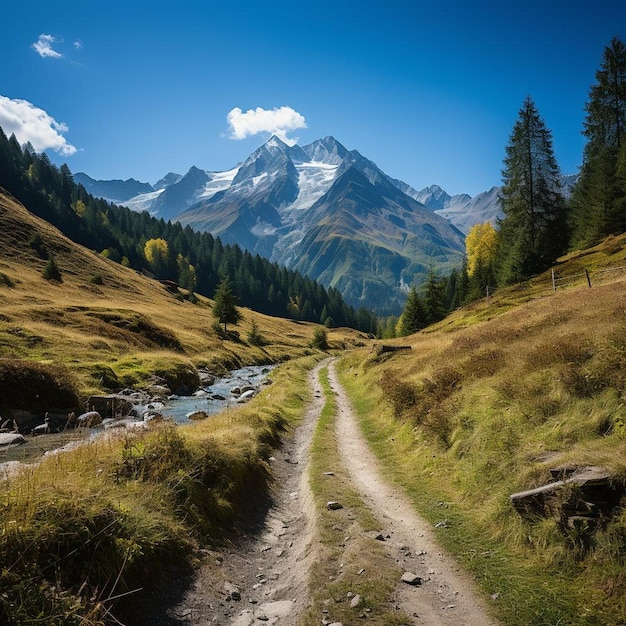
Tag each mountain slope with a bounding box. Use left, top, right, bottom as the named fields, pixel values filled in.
left=342, top=233, right=626, bottom=624
left=74, top=172, right=153, bottom=203
left=0, top=186, right=345, bottom=406
left=289, top=166, right=464, bottom=311
left=174, top=136, right=465, bottom=314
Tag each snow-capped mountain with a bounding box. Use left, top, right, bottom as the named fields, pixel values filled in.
left=171, top=136, right=465, bottom=313
left=77, top=136, right=578, bottom=313
left=80, top=136, right=467, bottom=313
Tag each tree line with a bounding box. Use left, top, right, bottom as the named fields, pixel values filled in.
left=396, top=36, right=626, bottom=336
left=0, top=130, right=379, bottom=334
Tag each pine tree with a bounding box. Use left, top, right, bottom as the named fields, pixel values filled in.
left=570, top=37, right=626, bottom=247
left=212, top=276, right=242, bottom=334
left=497, top=96, right=568, bottom=284
left=42, top=256, right=62, bottom=282
left=399, top=287, right=425, bottom=336
left=423, top=269, right=447, bottom=325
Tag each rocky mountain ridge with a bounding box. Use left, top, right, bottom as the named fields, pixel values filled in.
left=73, top=136, right=575, bottom=313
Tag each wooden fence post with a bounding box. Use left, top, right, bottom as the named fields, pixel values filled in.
left=552, top=269, right=556, bottom=291
left=585, top=269, right=592, bottom=288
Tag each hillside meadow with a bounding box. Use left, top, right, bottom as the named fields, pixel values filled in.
left=0, top=189, right=368, bottom=624
left=339, top=234, right=626, bottom=625
left=0, top=188, right=366, bottom=411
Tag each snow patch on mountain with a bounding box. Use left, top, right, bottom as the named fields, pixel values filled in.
left=198, top=167, right=240, bottom=200
left=122, top=188, right=165, bottom=213
left=251, top=219, right=278, bottom=237
left=292, top=162, right=339, bottom=211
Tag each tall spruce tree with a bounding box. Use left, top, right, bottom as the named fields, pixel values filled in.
left=570, top=36, right=626, bottom=247
left=497, top=96, right=568, bottom=284
left=422, top=269, right=447, bottom=325
left=399, top=287, right=425, bottom=336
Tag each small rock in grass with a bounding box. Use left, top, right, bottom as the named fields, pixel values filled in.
left=327, top=501, right=343, bottom=510
left=367, top=531, right=385, bottom=541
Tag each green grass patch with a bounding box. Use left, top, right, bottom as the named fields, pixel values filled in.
left=336, top=353, right=626, bottom=625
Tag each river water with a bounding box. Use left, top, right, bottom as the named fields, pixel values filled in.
left=154, top=364, right=274, bottom=422
left=0, top=364, right=274, bottom=469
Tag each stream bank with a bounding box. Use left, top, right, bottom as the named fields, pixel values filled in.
left=0, top=364, right=275, bottom=469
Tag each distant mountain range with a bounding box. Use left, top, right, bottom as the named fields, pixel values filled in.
left=75, top=137, right=576, bottom=314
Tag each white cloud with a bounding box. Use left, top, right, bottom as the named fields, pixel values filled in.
left=227, top=106, right=307, bottom=145
left=74, top=40, right=83, bottom=50
left=32, top=33, right=63, bottom=59
left=0, top=96, right=77, bottom=156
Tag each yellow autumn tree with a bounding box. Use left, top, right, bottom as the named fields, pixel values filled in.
left=465, top=222, right=498, bottom=277
left=72, top=199, right=87, bottom=216
left=144, top=238, right=170, bottom=277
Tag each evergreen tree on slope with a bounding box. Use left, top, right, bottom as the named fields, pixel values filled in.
left=212, top=276, right=242, bottom=334
left=570, top=36, right=626, bottom=247
left=497, top=96, right=568, bottom=284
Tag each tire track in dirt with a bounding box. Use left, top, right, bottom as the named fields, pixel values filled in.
left=224, top=360, right=326, bottom=625
left=327, top=359, right=500, bottom=625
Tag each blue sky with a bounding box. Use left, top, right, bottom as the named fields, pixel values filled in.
left=1, top=0, right=624, bottom=196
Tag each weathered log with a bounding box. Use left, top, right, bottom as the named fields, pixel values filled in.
left=372, top=344, right=412, bottom=355
left=510, top=466, right=620, bottom=521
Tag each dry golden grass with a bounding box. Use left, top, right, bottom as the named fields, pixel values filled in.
left=0, top=189, right=367, bottom=405
left=338, top=240, right=626, bottom=624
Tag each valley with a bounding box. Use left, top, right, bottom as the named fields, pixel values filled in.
left=1, top=122, right=626, bottom=624
left=2, top=172, right=626, bottom=623
left=76, top=135, right=468, bottom=315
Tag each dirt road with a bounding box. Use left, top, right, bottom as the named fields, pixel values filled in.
left=144, top=358, right=498, bottom=625
left=327, top=360, right=498, bottom=625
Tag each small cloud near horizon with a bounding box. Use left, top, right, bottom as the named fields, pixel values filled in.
left=227, top=106, right=307, bottom=145
left=32, top=34, right=63, bottom=59
left=0, top=95, right=77, bottom=156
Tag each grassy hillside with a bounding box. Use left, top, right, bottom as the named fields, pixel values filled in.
left=0, top=187, right=368, bottom=625
left=0, top=187, right=365, bottom=420
left=338, top=234, right=626, bottom=625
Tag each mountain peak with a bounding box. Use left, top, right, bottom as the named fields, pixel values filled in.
left=265, top=135, right=289, bottom=149
left=301, top=136, right=348, bottom=165
left=414, top=184, right=452, bottom=211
